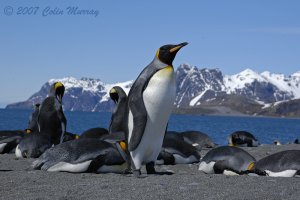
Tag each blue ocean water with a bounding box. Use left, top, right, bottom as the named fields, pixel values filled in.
left=0, top=109, right=299, bottom=145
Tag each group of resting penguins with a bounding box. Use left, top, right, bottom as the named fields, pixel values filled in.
left=1, top=42, right=300, bottom=178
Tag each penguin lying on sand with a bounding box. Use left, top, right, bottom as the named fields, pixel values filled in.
left=0, top=102, right=42, bottom=154
left=30, top=86, right=128, bottom=171
left=253, top=150, right=300, bottom=177
left=0, top=129, right=31, bottom=154
left=15, top=131, right=78, bottom=159
left=179, top=131, right=215, bottom=150
left=228, top=131, right=259, bottom=147
left=80, top=128, right=109, bottom=139
left=157, top=132, right=200, bottom=165
left=32, top=139, right=127, bottom=173
left=199, top=146, right=256, bottom=175
left=16, top=132, right=52, bottom=158
left=126, top=42, right=188, bottom=176
left=15, top=131, right=79, bottom=159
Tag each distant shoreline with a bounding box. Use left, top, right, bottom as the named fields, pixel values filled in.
left=1, top=108, right=300, bottom=119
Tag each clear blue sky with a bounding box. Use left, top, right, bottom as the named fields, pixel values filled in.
left=1, top=0, right=300, bottom=106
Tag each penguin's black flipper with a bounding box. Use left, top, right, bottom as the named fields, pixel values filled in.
left=87, top=154, right=107, bottom=173
left=127, top=61, right=159, bottom=151
left=213, top=160, right=229, bottom=174
left=57, top=104, right=67, bottom=144
left=157, top=151, right=175, bottom=165
left=213, top=160, right=241, bottom=174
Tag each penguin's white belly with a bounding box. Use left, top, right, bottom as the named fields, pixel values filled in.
left=47, top=160, right=92, bottom=173
left=0, top=143, right=7, bottom=153
left=198, top=161, right=216, bottom=174
left=15, top=145, right=22, bottom=158
left=265, top=169, right=297, bottom=177
left=129, top=67, right=176, bottom=169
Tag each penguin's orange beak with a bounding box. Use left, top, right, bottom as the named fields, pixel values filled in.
left=169, top=42, right=188, bottom=53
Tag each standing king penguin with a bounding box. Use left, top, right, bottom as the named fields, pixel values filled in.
left=38, top=82, right=67, bottom=144
left=126, top=42, right=188, bottom=176
left=108, top=86, right=128, bottom=135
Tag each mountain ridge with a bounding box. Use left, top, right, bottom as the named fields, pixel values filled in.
left=6, top=64, right=300, bottom=117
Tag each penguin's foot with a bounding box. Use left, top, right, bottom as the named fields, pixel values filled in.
left=146, top=162, right=173, bottom=175
left=146, top=162, right=156, bottom=174
left=133, top=169, right=141, bottom=176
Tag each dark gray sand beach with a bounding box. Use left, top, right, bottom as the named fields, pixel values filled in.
left=1, top=144, right=300, bottom=200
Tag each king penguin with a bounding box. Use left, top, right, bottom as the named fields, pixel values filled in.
left=108, top=86, right=128, bottom=135
left=126, top=42, right=188, bottom=176
left=15, top=132, right=52, bottom=158
left=157, top=132, right=201, bottom=165
left=180, top=130, right=216, bottom=150
left=228, top=131, right=259, bottom=147
left=253, top=150, right=300, bottom=177
left=32, top=139, right=127, bottom=173
left=38, top=82, right=67, bottom=144
left=28, top=103, right=40, bottom=132
left=199, top=146, right=256, bottom=175
left=0, top=130, right=30, bottom=154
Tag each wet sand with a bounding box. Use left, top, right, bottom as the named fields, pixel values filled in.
left=0, top=144, right=300, bottom=200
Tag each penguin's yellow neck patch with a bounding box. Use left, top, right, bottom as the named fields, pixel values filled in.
left=247, top=162, right=255, bottom=170
left=156, top=66, right=173, bottom=77
left=25, top=129, right=32, bottom=134
left=229, top=143, right=235, bottom=147
left=110, top=88, right=117, bottom=94
left=55, top=82, right=63, bottom=89
left=155, top=66, right=174, bottom=78
left=155, top=49, right=160, bottom=59
left=75, top=135, right=80, bottom=140
left=119, top=141, right=126, bottom=151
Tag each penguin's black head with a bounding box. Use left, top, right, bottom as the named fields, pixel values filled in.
left=109, top=87, right=119, bottom=104
left=156, top=42, right=188, bottom=66
left=50, top=82, right=65, bottom=102
left=229, top=134, right=237, bottom=146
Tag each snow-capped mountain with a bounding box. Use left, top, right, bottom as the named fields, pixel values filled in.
left=6, top=77, right=133, bottom=112
left=175, top=64, right=300, bottom=108
left=175, top=64, right=226, bottom=107
left=6, top=64, right=300, bottom=116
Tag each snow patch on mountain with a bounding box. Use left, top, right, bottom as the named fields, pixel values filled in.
left=101, top=81, right=133, bottom=102
left=224, top=68, right=266, bottom=93
left=49, top=77, right=105, bottom=93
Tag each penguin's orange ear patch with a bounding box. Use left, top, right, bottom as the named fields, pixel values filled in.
left=119, top=141, right=126, bottom=151
left=25, top=129, right=32, bottom=134
left=247, top=162, right=255, bottom=170
left=155, top=48, right=160, bottom=58
left=54, top=82, right=63, bottom=90
left=110, top=88, right=117, bottom=94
